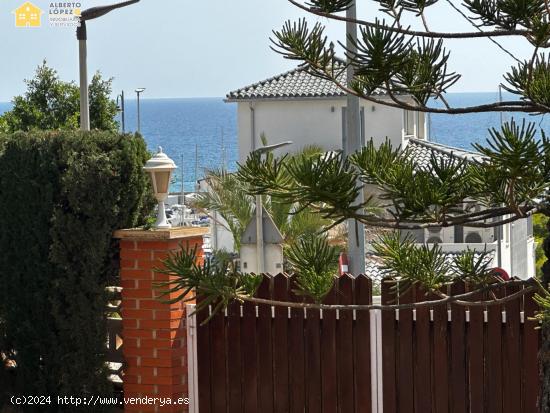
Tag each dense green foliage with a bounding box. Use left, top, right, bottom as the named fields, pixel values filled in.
left=239, top=120, right=548, bottom=230
left=373, top=232, right=494, bottom=292
left=156, top=245, right=262, bottom=320
left=272, top=1, right=550, bottom=114
left=534, top=214, right=549, bottom=276
left=286, top=234, right=339, bottom=302
left=0, top=130, right=153, bottom=410
left=156, top=234, right=338, bottom=310
left=0, top=61, right=119, bottom=133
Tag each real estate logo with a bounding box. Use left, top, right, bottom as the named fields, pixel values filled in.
left=48, top=2, right=82, bottom=28
left=13, top=1, right=43, bottom=28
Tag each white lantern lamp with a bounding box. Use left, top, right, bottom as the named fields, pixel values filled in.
left=143, top=147, right=177, bottom=228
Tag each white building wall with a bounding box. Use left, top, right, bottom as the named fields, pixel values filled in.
left=237, top=98, right=412, bottom=162
left=527, top=237, right=536, bottom=278
left=493, top=218, right=535, bottom=280
left=363, top=101, right=407, bottom=148
left=209, top=211, right=235, bottom=253
left=240, top=244, right=284, bottom=274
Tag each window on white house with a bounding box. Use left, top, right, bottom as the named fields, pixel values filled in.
left=403, top=110, right=416, bottom=138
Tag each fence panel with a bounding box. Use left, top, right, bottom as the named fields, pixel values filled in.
left=195, top=275, right=540, bottom=413
left=380, top=278, right=541, bottom=413
left=195, top=274, right=376, bottom=413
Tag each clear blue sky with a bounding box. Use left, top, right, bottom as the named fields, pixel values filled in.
left=0, top=0, right=534, bottom=102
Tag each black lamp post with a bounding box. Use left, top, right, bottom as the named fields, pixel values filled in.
left=77, top=0, right=140, bottom=131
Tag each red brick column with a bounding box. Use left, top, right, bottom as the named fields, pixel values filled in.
left=114, top=228, right=208, bottom=413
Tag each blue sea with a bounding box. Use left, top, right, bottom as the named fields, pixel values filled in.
left=1, top=93, right=549, bottom=192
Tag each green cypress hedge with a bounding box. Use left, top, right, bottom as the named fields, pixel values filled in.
left=0, top=130, right=154, bottom=410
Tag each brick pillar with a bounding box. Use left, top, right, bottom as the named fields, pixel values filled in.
left=115, top=227, right=208, bottom=413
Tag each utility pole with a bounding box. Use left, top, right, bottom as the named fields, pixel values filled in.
left=345, top=1, right=366, bottom=275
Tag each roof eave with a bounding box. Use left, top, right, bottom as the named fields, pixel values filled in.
left=225, top=94, right=354, bottom=103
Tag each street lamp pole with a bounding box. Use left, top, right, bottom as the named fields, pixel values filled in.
left=251, top=140, right=293, bottom=273
left=116, top=91, right=125, bottom=132
left=345, top=0, right=366, bottom=275
left=77, top=21, right=90, bottom=131
left=135, top=88, right=145, bottom=134
left=76, top=0, right=140, bottom=131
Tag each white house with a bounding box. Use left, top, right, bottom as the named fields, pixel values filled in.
left=225, top=64, right=427, bottom=162
left=218, top=64, right=535, bottom=280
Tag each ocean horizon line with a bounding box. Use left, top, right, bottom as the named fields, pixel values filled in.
left=0, top=90, right=523, bottom=105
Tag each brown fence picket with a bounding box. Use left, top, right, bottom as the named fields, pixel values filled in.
left=241, top=299, right=258, bottom=413
left=486, top=283, right=504, bottom=413
left=467, top=286, right=484, bottom=413
left=450, top=281, right=467, bottom=413
left=432, top=287, right=449, bottom=413
left=337, top=275, right=355, bottom=413
left=257, top=276, right=274, bottom=413
left=210, top=306, right=227, bottom=412
left=354, top=275, right=372, bottom=413
left=414, top=286, right=431, bottom=413
left=381, top=278, right=397, bottom=413
left=305, top=296, right=322, bottom=412
left=196, top=295, right=212, bottom=413
left=398, top=281, right=415, bottom=413
left=227, top=301, right=242, bottom=413
left=321, top=283, right=338, bottom=413
left=503, top=283, right=522, bottom=413
left=273, top=274, right=290, bottom=413
left=522, top=286, right=540, bottom=412
left=288, top=276, right=307, bottom=413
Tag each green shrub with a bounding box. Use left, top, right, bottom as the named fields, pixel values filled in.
left=534, top=214, right=549, bottom=278
left=0, top=130, right=153, bottom=411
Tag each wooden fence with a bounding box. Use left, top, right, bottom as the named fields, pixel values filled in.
left=381, top=279, right=540, bottom=413
left=194, top=275, right=541, bottom=413
left=196, top=273, right=373, bottom=413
